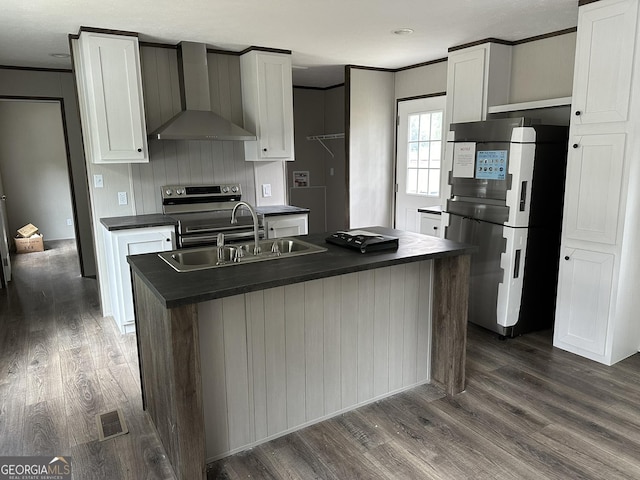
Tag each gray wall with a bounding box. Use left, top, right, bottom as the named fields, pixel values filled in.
left=289, top=86, right=346, bottom=233
left=0, top=100, right=75, bottom=240
left=0, top=67, right=96, bottom=276
left=323, top=86, right=346, bottom=232
left=510, top=32, right=576, bottom=103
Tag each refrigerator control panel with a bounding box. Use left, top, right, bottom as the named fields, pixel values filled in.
left=476, top=150, right=507, bottom=181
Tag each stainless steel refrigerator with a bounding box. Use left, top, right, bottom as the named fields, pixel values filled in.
left=443, top=118, right=568, bottom=337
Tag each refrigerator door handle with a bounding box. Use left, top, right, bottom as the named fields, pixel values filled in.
left=519, top=181, right=528, bottom=212
left=513, top=249, right=522, bottom=278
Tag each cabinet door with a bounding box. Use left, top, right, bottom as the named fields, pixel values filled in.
left=563, top=133, right=625, bottom=245
left=265, top=214, right=308, bottom=239
left=554, top=248, right=614, bottom=357
left=256, top=54, right=294, bottom=159
left=446, top=48, right=486, bottom=124
left=419, top=214, right=442, bottom=238
left=114, top=227, right=174, bottom=332
left=80, top=32, right=148, bottom=163
left=572, top=0, right=638, bottom=124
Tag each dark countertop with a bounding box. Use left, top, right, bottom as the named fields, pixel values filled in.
left=256, top=205, right=310, bottom=216
left=128, top=226, right=476, bottom=309
left=101, top=205, right=309, bottom=231
left=100, top=214, right=177, bottom=231
left=418, top=205, right=443, bottom=215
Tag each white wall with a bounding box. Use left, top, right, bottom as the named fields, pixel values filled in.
left=348, top=68, right=395, bottom=229
left=0, top=100, right=75, bottom=240
left=395, top=60, right=448, bottom=99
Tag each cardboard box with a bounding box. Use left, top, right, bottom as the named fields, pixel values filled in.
left=15, top=234, right=44, bottom=253
left=17, top=223, right=39, bottom=238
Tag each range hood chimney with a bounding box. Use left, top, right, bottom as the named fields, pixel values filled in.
left=149, top=42, right=256, bottom=141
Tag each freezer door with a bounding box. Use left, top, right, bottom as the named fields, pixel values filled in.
left=446, top=212, right=506, bottom=333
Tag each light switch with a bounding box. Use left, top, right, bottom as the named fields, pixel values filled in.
left=118, top=192, right=128, bottom=205
left=93, top=174, right=104, bottom=188
left=262, top=184, right=272, bottom=198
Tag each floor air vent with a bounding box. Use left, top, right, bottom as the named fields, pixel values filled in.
left=96, top=409, right=129, bottom=441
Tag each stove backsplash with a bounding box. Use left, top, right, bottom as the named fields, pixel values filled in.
left=130, top=46, right=257, bottom=215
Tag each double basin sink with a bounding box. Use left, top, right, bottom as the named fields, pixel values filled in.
left=159, top=237, right=327, bottom=272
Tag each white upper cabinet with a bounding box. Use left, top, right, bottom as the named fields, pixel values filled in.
left=241, top=51, right=295, bottom=161
left=446, top=42, right=512, bottom=125
left=78, top=31, right=149, bottom=163
left=571, top=0, right=639, bottom=125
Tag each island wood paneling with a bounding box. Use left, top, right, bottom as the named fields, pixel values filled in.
left=198, top=261, right=433, bottom=461
left=431, top=254, right=470, bottom=394
left=133, top=275, right=205, bottom=480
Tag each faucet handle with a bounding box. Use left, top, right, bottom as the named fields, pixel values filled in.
left=217, top=232, right=225, bottom=247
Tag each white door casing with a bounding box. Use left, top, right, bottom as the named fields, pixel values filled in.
left=395, top=96, right=446, bottom=232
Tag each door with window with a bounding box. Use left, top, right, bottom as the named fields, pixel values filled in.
left=395, top=96, right=446, bottom=232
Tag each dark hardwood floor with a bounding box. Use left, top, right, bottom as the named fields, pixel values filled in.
left=0, top=240, right=175, bottom=479
left=2, top=241, right=640, bottom=479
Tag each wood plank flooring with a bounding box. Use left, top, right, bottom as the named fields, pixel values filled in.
left=209, top=313, right=640, bottom=479
left=3, top=240, right=640, bottom=479
left=0, top=240, right=175, bottom=479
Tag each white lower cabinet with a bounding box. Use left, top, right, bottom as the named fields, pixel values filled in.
left=419, top=213, right=443, bottom=238
left=554, top=248, right=614, bottom=359
left=265, top=214, right=308, bottom=239
left=104, top=226, right=174, bottom=333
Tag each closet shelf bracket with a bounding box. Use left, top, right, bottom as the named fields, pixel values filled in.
left=306, top=133, right=344, bottom=158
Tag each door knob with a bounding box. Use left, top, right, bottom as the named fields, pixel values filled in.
left=0, top=195, right=6, bottom=201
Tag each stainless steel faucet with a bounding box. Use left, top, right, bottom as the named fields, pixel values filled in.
left=231, top=201, right=261, bottom=255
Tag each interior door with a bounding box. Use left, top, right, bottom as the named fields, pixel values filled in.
left=0, top=167, right=12, bottom=286
left=395, top=96, right=446, bottom=232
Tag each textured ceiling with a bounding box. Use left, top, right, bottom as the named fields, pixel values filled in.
left=2, top=0, right=578, bottom=87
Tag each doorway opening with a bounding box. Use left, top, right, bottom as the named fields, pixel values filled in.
left=0, top=98, right=81, bottom=286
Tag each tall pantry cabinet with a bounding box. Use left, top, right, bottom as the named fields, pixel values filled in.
left=554, top=0, right=640, bottom=365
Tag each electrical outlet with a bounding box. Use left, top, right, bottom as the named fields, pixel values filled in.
left=118, top=192, right=128, bottom=205
left=66, top=219, right=73, bottom=226
left=262, top=184, right=272, bottom=198
left=93, top=174, right=104, bottom=188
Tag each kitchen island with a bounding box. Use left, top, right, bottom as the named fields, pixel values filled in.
left=128, top=227, right=474, bottom=479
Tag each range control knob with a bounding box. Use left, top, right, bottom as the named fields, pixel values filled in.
left=176, top=188, right=184, bottom=195
left=165, top=189, right=173, bottom=196
left=231, top=186, right=239, bottom=193
left=222, top=186, right=230, bottom=193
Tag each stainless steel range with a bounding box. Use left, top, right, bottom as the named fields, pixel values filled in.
left=162, top=184, right=264, bottom=248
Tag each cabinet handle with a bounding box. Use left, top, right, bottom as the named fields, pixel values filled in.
left=564, top=255, right=570, bottom=261
left=137, top=148, right=142, bottom=152
left=575, top=111, right=581, bottom=116
left=263, top=148, right=268, bottom=152
left=166, top=238, right=171, bottom=242
left=572, top=144, right=579, bottom=149
left=433, top=226, right=438, bottom=230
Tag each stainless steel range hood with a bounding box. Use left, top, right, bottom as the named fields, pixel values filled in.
left=149, top=42, right=256, bottom=141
